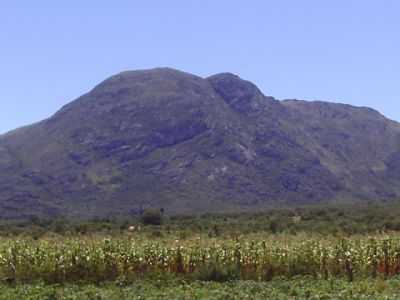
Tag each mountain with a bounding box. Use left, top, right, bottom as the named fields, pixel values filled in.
left=1, top=68, right=400, bottom=218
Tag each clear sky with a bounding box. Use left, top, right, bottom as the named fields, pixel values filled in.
left=1, top=1, right=399, bottom=134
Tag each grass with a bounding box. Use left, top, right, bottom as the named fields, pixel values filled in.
left=1, top=278, right=400, bottom=299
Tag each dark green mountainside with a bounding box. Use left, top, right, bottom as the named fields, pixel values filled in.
left=1, top=68, right=400, bottom=218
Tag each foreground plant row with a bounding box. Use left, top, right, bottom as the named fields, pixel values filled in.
left=2, top=278, right=400, bottom=300
left=1, top=236, right=400, bottom=283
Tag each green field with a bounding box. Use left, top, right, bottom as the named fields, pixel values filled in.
left=2, top=278, right=400, bottom=300
left=2, top=204, right=400, bottom=299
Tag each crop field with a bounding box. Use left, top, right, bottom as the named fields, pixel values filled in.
left=1, top=204, right=400, bottom=299
left=1, top=235, right=400, bottom=283
left=1, top=234, right=400, bottom=299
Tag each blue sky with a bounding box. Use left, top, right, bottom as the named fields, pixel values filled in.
left=0, top=1, right=399, bottom=133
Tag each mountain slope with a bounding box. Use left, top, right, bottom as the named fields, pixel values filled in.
left=0, top=68, right=399, bottom=218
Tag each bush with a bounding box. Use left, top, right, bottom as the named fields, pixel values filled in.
left=141, top=209, right=163, bottom=226
left=192, top=262, right=240, bottom=282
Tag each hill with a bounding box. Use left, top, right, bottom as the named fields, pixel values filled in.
left=1, top=68, right=399, bottom=218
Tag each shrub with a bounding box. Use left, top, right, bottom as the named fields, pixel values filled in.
left=192, top=262, right=240, bottom=282
left=141, top=209, right=163, bottom=226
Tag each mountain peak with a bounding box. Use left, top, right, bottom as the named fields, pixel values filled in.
left=207, top=72, right=271, bottom=113
left=91, top=67, right=202, bottom=93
